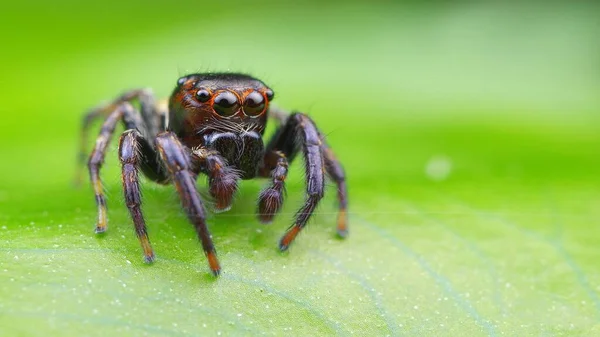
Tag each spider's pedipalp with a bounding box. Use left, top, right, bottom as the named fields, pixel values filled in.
left=191, top=147, right=240, bottom=212
left=257, top=150, right=288, bottom=223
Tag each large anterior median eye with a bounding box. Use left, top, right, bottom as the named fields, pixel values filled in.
left=243, top=91, right=265, bottom=116
left=213, top=91, right=239, bottom=117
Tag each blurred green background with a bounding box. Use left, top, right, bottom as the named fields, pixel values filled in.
left=1, top=1, right=599, bottom=336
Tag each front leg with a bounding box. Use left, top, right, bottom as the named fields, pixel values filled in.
left=155, top=132, right=221, bottom=276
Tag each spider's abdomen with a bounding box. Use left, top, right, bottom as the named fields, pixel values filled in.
left=205, top=131, right=264, bottom=179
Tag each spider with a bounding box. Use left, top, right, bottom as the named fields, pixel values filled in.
left=78, top=73, right=348, bottom=276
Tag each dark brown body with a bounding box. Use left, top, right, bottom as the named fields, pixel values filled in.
left=168, top=73, right=273, bottom=179
left=79, top=72, right=348, bottom=276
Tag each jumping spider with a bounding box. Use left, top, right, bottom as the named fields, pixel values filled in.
left=78, top=73, right=348, bottom=276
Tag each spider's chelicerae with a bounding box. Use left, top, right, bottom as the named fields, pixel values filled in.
left=79, top=73, right=348, bottom=276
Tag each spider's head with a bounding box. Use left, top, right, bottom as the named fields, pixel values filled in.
left=169, top=73, right=274, bottom=137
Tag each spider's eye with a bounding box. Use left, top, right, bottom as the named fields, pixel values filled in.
left=265, top=89, right=274, bottom=101
left=213, top=91, right=239, bottom=117
left=243, top=91, right=265, bottom=116
left=177, top=77, right=187, bottom=86
left=195, top=89, right=211, bottom=103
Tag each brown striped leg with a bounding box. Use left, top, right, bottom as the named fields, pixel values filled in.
left=190, top=148, right=240, bottom=212
left=87, top=102, right=146, bottom=234
left=77, top=106, right=108, bottom=186
left=155, top=132, right=221, bottom=276
left=118, top=129, right=163, bottom=263
left=77, top=88, right=159, bottom=186
left=265, top=113, right=325, bottom=251
left=257, top=150, right=289, bottom=223
left=87, top=106, right=125, bottom=233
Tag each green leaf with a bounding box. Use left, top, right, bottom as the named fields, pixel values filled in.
left=1, top=2, right=599, bottom=336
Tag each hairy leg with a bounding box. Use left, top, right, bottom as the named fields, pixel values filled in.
left=77, top=88, right=161, bottom=185
left=264, top=113, right=325, bottom=251
left=118, top=129, right=169, bottom=263
left=155, top=132, right=221, bottom=276
left=87, top=101, right=158, bottom=233
left=87, top=103, right=132, bottom=233
left=268, top=109, right=349, bottom=238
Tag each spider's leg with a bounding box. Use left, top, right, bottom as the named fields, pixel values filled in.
left=87, top=101, right=156, bottom=232
left=190, top=148, right=240, bottom=212
left=320, top=140, right=348, bottom=237
left=257, top=150, right=289, bottom=223
left=77, top=106, right=111, bottom=186
left=155, top=132, right=221, bottom=276
left=77, top=88, right=162, bottom=185
left=87, top=104, right=128, bottom=233
left=264, top=113, right=325, bottom=251
left=154, top=99, right=169, bottom=133
left=267, top=105, right=289, bottom=126
left=118, top=129, right=169, bottom=263
left=267, top=109, right=349, bottom=238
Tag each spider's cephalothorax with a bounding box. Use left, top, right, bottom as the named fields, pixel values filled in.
left=78, top=73, right=348, bottom=276
left=169, top=73, right=273, bottom=179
